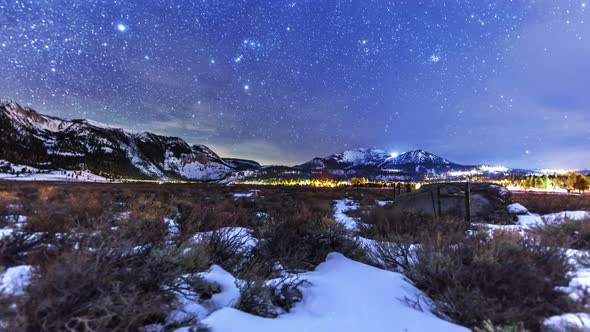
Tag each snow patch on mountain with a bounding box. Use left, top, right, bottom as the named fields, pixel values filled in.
left=0, top=100, right=242, bottom=181
left=381, top=149, right=451, bottom=166
left=334, top=148, right=390, bottom=167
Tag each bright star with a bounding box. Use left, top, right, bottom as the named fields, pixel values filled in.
left=244, top=85, right=250, bottom=91
left=429, top=54, right=440, bottom=63
left=117, top=24, right=127, bottom=32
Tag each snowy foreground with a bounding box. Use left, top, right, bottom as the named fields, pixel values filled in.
left=0, top=249, right=468, bottom=331
left=2, top=197, right=590, bottom=330
left=195, top=253, right=467, bottom=332
left=0, top=197, right=468, bottom=331
left=474, top=203, right=590, bottom=330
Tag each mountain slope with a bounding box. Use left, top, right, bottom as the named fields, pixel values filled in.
left=380, top=149, right=451, bottom=166
left=292, top=148, right=475, bottom=180
left=0, top=100, right=257, bottom=180
left=296, top=148, right=391, bottom=170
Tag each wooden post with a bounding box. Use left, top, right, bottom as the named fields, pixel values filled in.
left=397, top=182, right=401, bottom=196
left=430, top=190, right=437, bottom=220
left=465, top=182, right=471, bottom=223
left=437, top=185, right=442, bottom=218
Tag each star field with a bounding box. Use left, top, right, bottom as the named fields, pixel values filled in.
left=1, top=0, right=589, bottom=167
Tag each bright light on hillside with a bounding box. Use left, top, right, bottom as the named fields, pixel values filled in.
left=390, top=151, right=398, bottom=158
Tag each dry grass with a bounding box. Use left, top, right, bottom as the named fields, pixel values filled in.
left=535, top=217, right=590, bottom=250
left=409, top=233, right=576, bottom=331
left=512, top=192, right=590, bottom=215
left=358, top=204, right=468, bottom=246
left=0, top=181, right=383, bottom=329
left=0, top=181, right=584, bottom=330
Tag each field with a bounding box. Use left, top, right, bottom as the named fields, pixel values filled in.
left=512, top=192, right=590, bottom=215
left=1, top=181, right=589, bottom=331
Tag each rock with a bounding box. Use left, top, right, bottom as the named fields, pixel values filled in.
left=390, top=182, right=514, bottom=223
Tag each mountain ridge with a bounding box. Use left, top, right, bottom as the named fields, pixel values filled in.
left=0, top=100, right=505, bottom=182
left=0, top=100, right=260, bottom=180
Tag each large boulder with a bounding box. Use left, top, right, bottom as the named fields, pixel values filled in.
left=391, top=182, right=514, bottom=223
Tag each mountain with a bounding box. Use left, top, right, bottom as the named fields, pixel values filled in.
left=0, top=100, right=494, bottom=182
left=296, top=148, right=391, bottom=170
left=0, top=100, right=259, bottom=180
left=377, top=149, right=470, bottom=175
left=223, top=158, right=262, bottom=171
left=292, top=148, right=473, bottom=180
left=380, top=149, right=451, bottom=167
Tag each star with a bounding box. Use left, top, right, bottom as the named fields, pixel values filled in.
left=1, top=1, right=588, bottom=168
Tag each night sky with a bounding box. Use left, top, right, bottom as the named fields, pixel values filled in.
left=1, top=1, right=589, bottom=168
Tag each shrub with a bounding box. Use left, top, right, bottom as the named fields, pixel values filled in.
left=363, top=234, right=416, bottom=272
left=474, top=320, right=528, bottom=332
left=407, top=233, right=575, bottom=330
left=0, top=231, right=49, bottom=267
left=173, top=199, right=250, bottom=239
left=536, top=217, right=590, bottom=250
left=196, top=228, right=255, bottom=275
left=254, top=215, right=364, bottom=271
left=512, top=193, right=590, bottom=215
left=359, top=206, right=468, bottom=246
left=236, top=275, right=306, bottom=318
left=15, top=233, right=210, bottom=331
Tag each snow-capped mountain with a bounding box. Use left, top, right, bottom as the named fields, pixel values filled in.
left=296, top=148, right=391, bottom=170
left=380, top=149, right=451, bottom=167
left=0, top=100, right=492, bottom=182
left=291, top=148, right=474, bottom=180
left=0, top=100, right=259, bottom=180
left=223, top=158, right=262, bottom=171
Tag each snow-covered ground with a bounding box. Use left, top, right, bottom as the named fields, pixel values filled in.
left=0, top=160, right=109, bottom=182
left=0, top=265, right=32, bottom=296
left=232, top=190, right=261, bottom=199
left=545, top=313, right=590, bottom=331
left=544, top=249, right=590, bottom=330
left=2, top=194, right=589, bottom=331
left=175, top=253, right=467, bottom=332
left=0, top=170, right=108, bottom=182
left=150, top=203, right=469, bottom=332
left=543, top=211, right=590, bottom=224
left=474, top=203, right=590, bottom=234
left=375, top=200, right=393, bottom=206
left=333, top=199, right=360, bottom=230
